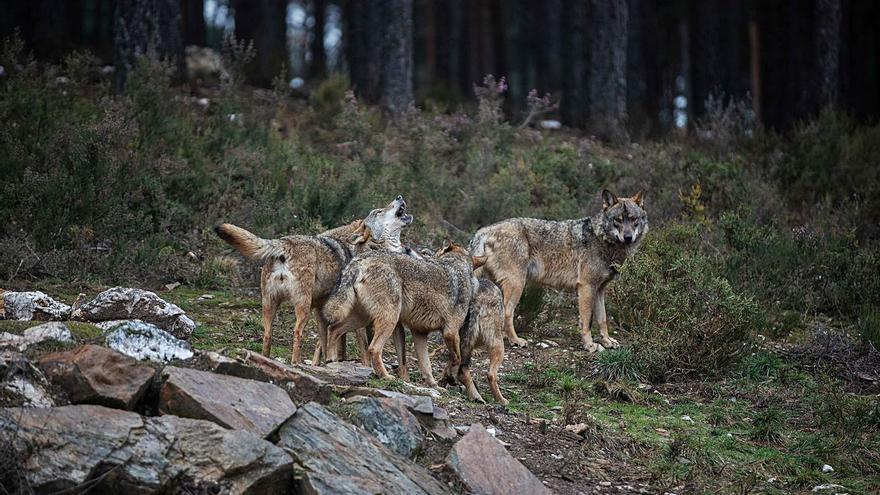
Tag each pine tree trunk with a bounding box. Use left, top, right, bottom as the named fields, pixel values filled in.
left=561, top=0, right=588, bottom=128
left=113, top=0, right=183, bottom=90
left=309, top=0, right=327, bottom=80
left=233, top=0, right=288, bottom=87
left=588, top=0, right=628, bottom=142
left=815, top=0, right=841, bottom=108
left=181, top=0, right=206, bottom=47
left=689, top=0, right=723, bottom=118
left=379, top=0, right=414, bottom=121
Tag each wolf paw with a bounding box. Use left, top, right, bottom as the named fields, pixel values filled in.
left=470, top=392, right=486, bottom=404
left=582, top=341, right=603, bottom=353
left=599, top=336, right=620, bottom=349
left=509, top=337, right=528, bottom=348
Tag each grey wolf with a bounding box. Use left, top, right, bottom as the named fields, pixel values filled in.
left=321, top=241, right=481, bottom=384
left=454, top=278, right=508, bottom=405
left=215, top=196, right=412, bottom=364
left=469, top=189, right=648, bottom=352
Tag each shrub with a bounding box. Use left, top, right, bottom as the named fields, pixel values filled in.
left=595, top=347, right=645, bottom=382
left=610, top=223, right=762, bottom=382
left=743, top=351, right=785, bottom=381
left=750, top=405, right=786, bottom=443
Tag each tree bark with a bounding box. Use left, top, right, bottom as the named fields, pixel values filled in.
left=233, top=0, right=288, bottom=87
left=344, top=0, right=382, bottom=101
left=587, top=0, right=629, bottom=142
left=688, top=0, right=723, bottom=117
left=814, top=0, right=841, bottom=108
left=309, top=0, right=327, bottom=80
left=561, top=0, right=588, bottom=128
left=113, top=0, right=183, bottom=90
left=379, top=0, right=414, bottom=121
left=181, top=0, right=206, bottom=46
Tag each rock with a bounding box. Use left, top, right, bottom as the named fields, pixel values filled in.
left=0, top=321, right=74, bottom=351
left=297, top=360, right=374, bottom=386
left=38, top=345, right=156, bottom=410
left=277, top=402, right=447, bottom=494
left=0, top=350, right=54, bottom=407
left=0, top=404, right=292, bottom=494
left=811, top=483, right=846, bottom=493
left=2, top=291, right=72, bottom=321
left=243, top=350, right=332, bottom=403
left=160, top=366, right=297, bottom=438
left=351, top=397, right=425, bottom=458
left=102, top=320, right=194, bottom=362
left=78, top=287, right=195, bottom=338
left=447, top=423, right=552, bottom=495
left=565, top=423, right=589, bottom=435
left=821, top=464, right=834, bottom=473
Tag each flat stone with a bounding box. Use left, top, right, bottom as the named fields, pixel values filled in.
left=102, top=320, right=194, bottom=362
left=38, top=344, right=156, bottom=410
left=277, top=402, right=447, bottom=494
left=78, top=287, right=195, bottom=338
left=2, top=291, right=71, bottom=321
left=351, top=397, right=425, bottom=458
left=0, top=404, right=292, bottom=494
left=447, top=423, right=552, bottom=495
left=160, top=366, right=297, bottom=438
left=0, top=322, right=74, bottom=352
left=296, top=361, right=374, bottom=386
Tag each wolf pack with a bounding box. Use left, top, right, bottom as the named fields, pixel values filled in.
left=215, top=190, right=648, bottom=406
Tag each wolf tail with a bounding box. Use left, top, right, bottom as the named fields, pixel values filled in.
left=321, top=265, right=360, bottom=326
left=214, top=223, right=280, bottom=261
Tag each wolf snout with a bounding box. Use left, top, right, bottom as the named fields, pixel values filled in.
left=624, top=234, right=634, bottom=244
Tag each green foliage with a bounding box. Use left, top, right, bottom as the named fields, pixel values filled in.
left=743, top=351, right=786, bottom=381
left=857, top=304, right=880, bottom=351
left=611, top=223, right=763, bottom=382
left=595, top=347, right=645, bottom=382
left=750, top=405, right=786, bottom=443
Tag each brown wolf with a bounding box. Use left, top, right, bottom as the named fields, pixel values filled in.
left=215, top=196, right=412, bottom=365
left=454, top=278, right=508, bottom=405
left=469, top=190, right=647, bottom=352
left=321, top=241, right=481, bottom=384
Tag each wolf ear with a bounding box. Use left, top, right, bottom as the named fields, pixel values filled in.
left=472, top=255, right=487, bottom=269
left=602, top=189, right=618, bottom=209
left=632, top=191, right=644, bottom=206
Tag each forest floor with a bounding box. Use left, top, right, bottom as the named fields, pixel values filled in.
left=2, top=282, right=878, bottom=494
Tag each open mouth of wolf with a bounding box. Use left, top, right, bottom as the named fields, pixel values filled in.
left=395, top=201, right=413, bottom=225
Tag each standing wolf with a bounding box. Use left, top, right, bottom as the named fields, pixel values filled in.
left=215, top=196, right=412, bottom=364
left=470, top=190, right=647, bottom=352
left=321, top=241, right=480, bottom=384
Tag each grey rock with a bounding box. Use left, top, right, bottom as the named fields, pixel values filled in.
left=38, top=344, right=156, bottom=410
left=102, top=320, right=194, bottom=362
left=160, top=366, right=297, bottom=438
left=1, top=322, right=74, bottom=351
left=0, top=350, right=54, bottom=407
left=277, top=402, right=447, bottom=494
left=78, top=287, right=195, bottom=338
left=296, top=361, right=374, bottom=386
left=0, top=404, right=293, bottom=494
left=351, top=397, right=425, bottom=458
left=447, top=423, right=552, bottom=495
left=2, top=291, right=71, bottom=321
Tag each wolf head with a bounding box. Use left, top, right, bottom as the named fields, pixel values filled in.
left=600, top=189, right=648, bottom=245
left=359, top=195, right=413, bottom=248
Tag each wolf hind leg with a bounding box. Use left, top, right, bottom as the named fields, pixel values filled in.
left=499, top=279, right=528, bottom=347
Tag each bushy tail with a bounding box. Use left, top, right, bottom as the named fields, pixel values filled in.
left=321, top=266, right=360, bottom=326
left=214, top=223, right=279, bottom=261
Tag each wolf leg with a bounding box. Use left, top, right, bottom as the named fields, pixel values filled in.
left=261, top=297, right=280, bottom=357
left=442, top=324, right=463, bottom=384
left=576, top=281, right=602, bottom=353
left=412, top=332, right=438, bottom=387
left=290, top=303, right=311, bottom=364
left=594, top=288, right=619, bottom=348
left=355, top=327, right=370, bottom=365
left=367, top=316, right=397, bottom=380
left=487, top=340, right=508, bottom=405
left=499, top=281, right=528, bottom=347
left=459, top=365, right=485, bottom=404
left=393, top=324, right=409, bottom=381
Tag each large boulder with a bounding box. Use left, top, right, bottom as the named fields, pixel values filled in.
left=277, top=402, right=447, bottom=495
left=0, top=322, right=74, bottom=351
left=101, top=320, right=194, bottom=362
left=0, top=350, right=54, bottom=407
left=0, top=404, right=292, bottom=494
left=2, top=291, right=71, bottom=321
left=160, top=366, right=297, bottom=438
left=447, top=423, right=552, bottom=495
left=78, top=287, right=195, bottom=338
left=351, top=396, right=425, bottom=459
left=38, top=344, right=156, bottom=410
